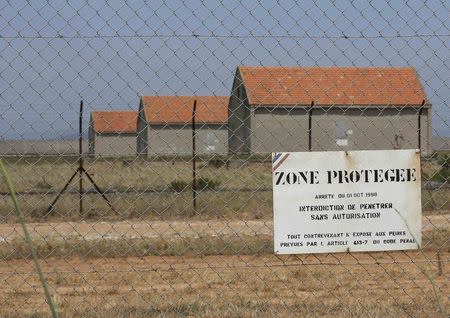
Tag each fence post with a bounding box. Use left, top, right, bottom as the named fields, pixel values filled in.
left=79, top=100, right=84, bottom=216
left=192, top=99, right=197, bottom=212
left=417, top=99, right=425, bottom=152
left=308, top=101, right=314, bottom=152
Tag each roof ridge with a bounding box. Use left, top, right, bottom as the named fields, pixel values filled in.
left=239, top=65, right=416, bottom=70
left=141, top=95, right=229, bottom=98
left=91, top=110, right=136, bottom=113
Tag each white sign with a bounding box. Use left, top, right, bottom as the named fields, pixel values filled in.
left=272, top=149, right=421, bottom=254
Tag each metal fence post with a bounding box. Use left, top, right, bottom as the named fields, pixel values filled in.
left=79, top=100, right=84, bottom=216
left=309, top=101, right=314, bottom=152
left=192, top=99, right=197, bottom=212
left=418, top=99, right=425, bottom=151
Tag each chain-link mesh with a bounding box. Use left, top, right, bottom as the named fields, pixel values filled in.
left=0, top=1, right=448, bottom=317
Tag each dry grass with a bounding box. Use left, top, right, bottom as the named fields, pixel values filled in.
left=0, top=191, right=272, bottom=223
left=0, top=158, right=448, bottom=223
left=0, top=220, right=447, bottom=259
left=0, top=234, right=272, bottom=260
left=0, top=158, right=271, bottom=192
left=0, top=252, right=448, bottom=317
left=0, top=189, right=448, bottom=224
left=0, top=156, right=448, bottom=316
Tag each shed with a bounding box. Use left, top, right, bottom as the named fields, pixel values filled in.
left=137, top=96, right=229, bottom=156
left=89, top=111, right=138, bottom=156
left=228, top=66, right=431, bottom=155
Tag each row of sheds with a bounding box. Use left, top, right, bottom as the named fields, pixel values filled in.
left=89, top=96, right=229, bottom=156
left=89, top=66, right=432, bottom=157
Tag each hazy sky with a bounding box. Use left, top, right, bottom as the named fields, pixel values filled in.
left=0, top=0, right=448, bottom=139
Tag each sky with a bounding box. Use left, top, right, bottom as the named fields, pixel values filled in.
left=0, top=0, right=448, bottom=139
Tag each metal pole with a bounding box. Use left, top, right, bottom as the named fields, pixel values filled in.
left=418, top=99, right=425, bottom=151
left=308, top=101, right=314, bottom=152
left=79, top=100, right=83, bottom=215
left=82, top=167, right=117, bottom=213
left=46, top=100, right=115, bottom=215
left=192, top=99, right=197, bottom=212
left=46, top=170, right=78, bottom=213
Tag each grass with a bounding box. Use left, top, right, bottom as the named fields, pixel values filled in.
left=0, top=226, right=447, bottom=260
left=0, top=152, right=447, bottom=317
left=0, top=191, right=272, bottom=223
left=0, top=187, right=447, bottom=224
left=0, top=251, right=448, bottom=317
left=0, top=159, right=272, bottom=193
left=30, top=297, right=448, bottom=318
left=0, top=234, right=272, bottom=260
left=0, top=157, right=448, bottom=223
left=0, top=159, right=58, bottom=317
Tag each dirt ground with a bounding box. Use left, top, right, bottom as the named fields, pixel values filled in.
left=0, top=214, right=448, bottom=242
left=0, top=214, right=448, bottom=317
left=0, top=251, right=448, bottom=317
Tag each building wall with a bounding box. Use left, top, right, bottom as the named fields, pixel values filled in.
left=251, top=107, right=309, bottom=153
left=92, top=134, right=137, bottom=157
left=311, top=107, right=431, bottom=155
left=136, top=101, right=148, bottom=156
left=88, top=117, right=95, bottom=154
left=230, top=104, right=431, bottom=155
left=228, top=69, right=251, bottom=154
left=147, top=125, right=228, bottom=155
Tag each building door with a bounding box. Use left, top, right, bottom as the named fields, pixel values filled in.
left=335, top=119, right=353, bottom=149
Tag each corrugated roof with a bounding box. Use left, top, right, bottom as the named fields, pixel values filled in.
left=141, top=96, right=229, bottom=124
left=91, top=111, right=137, bottom=133
left=238, top=66, right=427, bottom=106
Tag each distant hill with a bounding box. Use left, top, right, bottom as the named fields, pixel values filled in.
left=431, top=136, right=450, bottom=152
left=0, top=136, right=448, bottom=156
left=0, top=140, right=88, bottom=155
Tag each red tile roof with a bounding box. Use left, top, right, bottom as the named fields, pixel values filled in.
left=238, top=66, right=427, bottom=106
left=141, top=96, right=229, bottom=124
left=91, top=111, right=137, bottom=133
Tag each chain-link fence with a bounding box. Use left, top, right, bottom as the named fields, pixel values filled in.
left=0, top=1, right=448, bottom=317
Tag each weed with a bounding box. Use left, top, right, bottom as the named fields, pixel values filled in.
left=208, top=158, right=226, bottom=168
left=197, top=177, right=221, bottom=191
left=34, top=179, right=53, bottom=190
left=169, top=179, right=189, bottom=192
